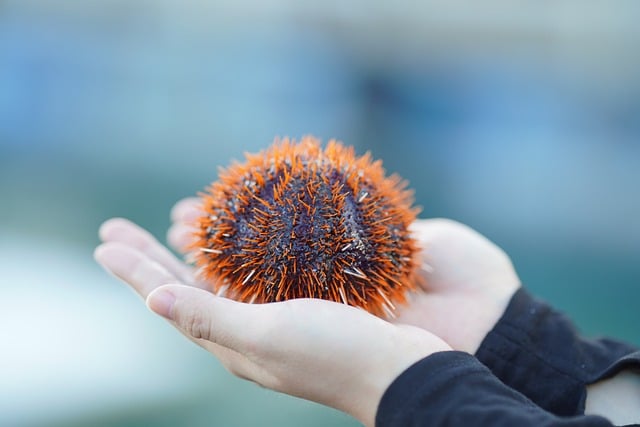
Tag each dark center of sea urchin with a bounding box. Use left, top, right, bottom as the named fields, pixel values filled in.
left=191, top=137, right=420, bottom=317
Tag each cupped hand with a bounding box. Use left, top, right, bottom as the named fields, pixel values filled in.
left=395, top=219, right=521, bottom=353
left=167, top=198, right=521, bottom=354
left=95, top=216, right=451, bottom=427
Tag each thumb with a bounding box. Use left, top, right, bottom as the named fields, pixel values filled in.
left=146, top=284, right=257, bottom=352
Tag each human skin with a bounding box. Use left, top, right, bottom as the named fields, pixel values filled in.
left=95, top=216, right=451, bottom=427
left=95, top=199, right=639, bottom=425
left=166, top=198, right=521, bottom=354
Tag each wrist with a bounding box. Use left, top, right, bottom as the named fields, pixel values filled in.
left=586, top=369, right=640, bottom=424
left=351, top=325, right=451, bottom=427
left=476, top=288, right=640, bottom=416
left=375, top=351, right=494, bottom=427
left=463, top=286, right=520, bottom=354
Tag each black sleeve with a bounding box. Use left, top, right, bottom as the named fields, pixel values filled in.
left=376, top=351, right=638, bottom=427
left=475, top=288, right=640, bottom=416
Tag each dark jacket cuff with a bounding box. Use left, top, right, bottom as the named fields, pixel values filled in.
left=375, top=351, right=621, bottom=427
left=375, top=351, right=498, bottom=427
left=476, top=288, right=640, bottom=416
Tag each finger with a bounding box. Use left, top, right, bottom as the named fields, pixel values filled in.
left=94, top=242, right=179, bottom=298
left=99, top=218, right=199, bottom=287
left=170, top=197, right=203, bottom=223
left=167, top=222, right=197, bottom=253
left=148, top=285, right=273, bottom=381
left=411, top=217, right=497, bottom=259
left=408, top=219, right=446, bottom=275
left=147, top=284, right=264, bottom=354
left=410, top=218, right=459, bottom=241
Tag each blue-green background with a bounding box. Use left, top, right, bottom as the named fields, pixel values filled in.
left=1, top=2, right=639, bottom=426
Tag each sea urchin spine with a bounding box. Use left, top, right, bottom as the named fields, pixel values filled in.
left=190, top=136, right=420, bottom=317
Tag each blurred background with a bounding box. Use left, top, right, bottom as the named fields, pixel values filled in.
left=1, top=1, right=639, bottom=426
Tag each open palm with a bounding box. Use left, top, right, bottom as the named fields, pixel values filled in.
left=94, top=200, right=452, bottom=426
left=164, top=198, right=520, bottom=354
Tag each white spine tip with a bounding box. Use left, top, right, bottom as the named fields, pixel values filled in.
left=344, top=267, right=368, bottom=280
left=200, top=247, right=223, bottom=254
left=242, top=269, right=256, bottom=285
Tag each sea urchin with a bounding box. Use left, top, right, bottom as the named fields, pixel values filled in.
left=190, top=136, right=420, bottom=317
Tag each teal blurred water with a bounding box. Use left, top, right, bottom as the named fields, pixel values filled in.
left=1, top=2, right=638, bottom=426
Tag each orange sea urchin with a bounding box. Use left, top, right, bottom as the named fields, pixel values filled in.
left=191, top=137, right=420, bottom=317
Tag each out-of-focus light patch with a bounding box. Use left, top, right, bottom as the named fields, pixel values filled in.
left=0, top=233, right=219, bottom=426
left=440, top=138, right=640, bottom=254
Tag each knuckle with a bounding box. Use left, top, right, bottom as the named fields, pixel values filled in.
left=182, top=310, right=213, bottom=342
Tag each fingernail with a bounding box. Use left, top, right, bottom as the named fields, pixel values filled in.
left=148, top=289, right=176, bottom=320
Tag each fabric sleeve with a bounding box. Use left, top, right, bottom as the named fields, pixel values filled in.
left=475, top=288, right=640, bottom=416
left=376, top=351, right=637, bottom=427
